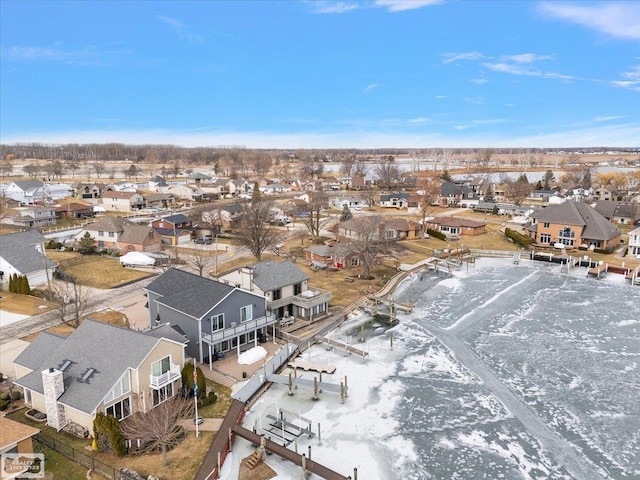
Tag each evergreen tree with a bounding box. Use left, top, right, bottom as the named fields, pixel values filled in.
left=77, top=232, right=97, bottom=255
left=20, top=275, right=30, bottom=295
left=440, top=170, right=453, bottom=182
left=340, top=204, right=352, bottom=222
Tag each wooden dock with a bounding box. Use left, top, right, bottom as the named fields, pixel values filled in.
left=587, top=263, right=608, bottom=278
left=289, top=360, right=336, bottom=374
left=316, top=336, right=369, bottom=357
left=626, top=266, right=640, bottom=285
left=232, top=425, right=350, bottom=480
left=267, top=373, right=348, bottom=396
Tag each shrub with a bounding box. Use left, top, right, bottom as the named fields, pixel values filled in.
left=0, top=392, right=10, bottom=401
left=427, top=228, right=446, bottom=241
left=45, top=240, right=62, bottom=250
left=11, top=390, right=22, bottom=401
left=93, top=413, right=126, bottom=457
left=208, top=391, right=217, bottom=404
left=504, top=228, right=532, bottom=249
left=0, top=400, right=8, bottom=411
left=242, top=371, right=247, bottom=379
left=181, top=363, right=206, bottom=397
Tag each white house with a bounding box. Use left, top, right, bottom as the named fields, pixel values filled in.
left=2, top=181, right=46, bottom=204
left=0, top=230, right=57, bottom=289
left=629, top=226, right=640, bottom=257
left=101, top=191, right=144, bottom=212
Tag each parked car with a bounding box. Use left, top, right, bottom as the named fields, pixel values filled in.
left=195, top=237, right=212, bottom=245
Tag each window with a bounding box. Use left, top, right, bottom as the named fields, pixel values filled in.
left=98, top=241, right=104, bottom=248
left=293, top=283, right=302, bottom=295
left=351, top=257, right=359, bottom=267
left=211, top=314, right=224, bottom=332
left=240, top=305, right=253, bottom=322
left=98, top=230, right=104, bottom=236
left=151, top=356, right=171, bottom=377
left=104, top=371, right=131, bottom=403
left=106, top=397, right=131, bottom=420
left=152, top=383, right=173, bottom=407
left=543, top=222, right=550, bottom=228
left=109, top=232, right=115, bottom=238
left=540, top=234, right=551, bottom=244
left=272, top=289, right=282, bottom=301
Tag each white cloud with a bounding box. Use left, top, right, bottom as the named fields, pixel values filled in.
left=309, top=1, right=359, bottom=14
left=408, top=117, right=430, bottom=125
left=1, top=43, right=129, bottom=65
left=593, top=116, right=626, bottom=122
left=462, top=97, right=485, bottom=105
left=363, top=83, right=381, bottom=93
left=156, top=15, right=203, bottom=43
left=4, top=121, right=639, bottom=149
left=441, top=51, right=483, bottom=64
left=503, top=53, right=552, bottom=63
left=470, top=77, right=488, bottom=85
left=375, top=0, right=443, bottom=12
left=539, top=2, right=640, bottom=40
left=610, top=65, right=640, bottom=91
left=435, top=95, right=448, bottom=99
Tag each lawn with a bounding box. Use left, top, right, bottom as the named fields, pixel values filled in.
left=0, top=291, right=53, bottom=315
left=198, top=381, right=233, bottom=418
left=8, top=408, right=215, bottom=480
left=46, top=252, right=154, bottom=288
left=34, top=442, right=102, bottom=480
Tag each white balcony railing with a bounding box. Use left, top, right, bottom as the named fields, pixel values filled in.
left=268, top=288, right=332, bottom=311
left=201, top=315, right=276, bottom=345
left=149, top=364, right=181, bottom=389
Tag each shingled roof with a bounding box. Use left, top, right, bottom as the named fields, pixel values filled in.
left=246, top=260, right=310, bottom=292
left=14, top=320, right=183, bottom=415
left=531, top=200, right=620, bottom=241
left=146, top=268, right=236, bottom=318
left=0, top=230, right=57, bottom=275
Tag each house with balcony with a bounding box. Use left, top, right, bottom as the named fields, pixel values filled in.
left=629, top=226, right=640, bottom=257
left=526, top=200, right=621, bottom=252
left=151, top=214, right=193, bottom=246
left=145, top=268, right=275, bottom=366
left=13, top=319, right=186, bottom=434
left=217, top=260, right=332, bottom=326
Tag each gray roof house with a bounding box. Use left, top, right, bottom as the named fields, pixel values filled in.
left=13, top=319, right=187, bottom=433
left=0, top=230, right=57, bottom=289
left=145, top=268, right=275, bottom=367
left=216, top=260, right=332, bottom=327
left=527, top=200, right=621, bottom=252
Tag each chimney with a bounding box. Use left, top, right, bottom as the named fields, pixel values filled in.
left=42, top=368, right=67, bottom=431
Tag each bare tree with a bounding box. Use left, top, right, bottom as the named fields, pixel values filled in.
left=51, top=280, right=92, bottom=329
left=93, top=163, right=106, bottom=178
left=238, top=198, right=280, bottom=261
left=374, top=160, right=401, bottom=189
left=250, top=152, right=272, bottom=177
left=343, top=216, right=390, bottom=279
left=302, top=191, right=331, bottom=243
left=416, top=177, right=440, bottom=228
left=187, top=248, right=215, bottom=277
left=120, top=397, right=193, bottom=466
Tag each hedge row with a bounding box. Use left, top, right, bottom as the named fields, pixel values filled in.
left=504, top=228, right=533, bottom=248
left=427, top=228, right=447, bottom=241
left=8, top=274, right=30, bottom=294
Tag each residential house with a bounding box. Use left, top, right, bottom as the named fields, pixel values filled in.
left=54, top=202, right=94, bottom=220
left=424, top=217, right=486, bottom=238
left=79, top=217, right=161, bottom=252
left=226, top=179, right=252, bottom=196
left=13, top=319, right=186, bottom=433
left=109, top=182, right=140, bottom=192
left=439, top=181, right=478, bottom=207
left=71, top=182, right=104, bottom=199
left=0, top=230, right=57, bottom=289
left=143, top=193, right=176, bottom=210
left=331, top=196, right=368, bottom=210
left=186, top=172, right=212, bottom=186
left=217, top=260, right=331, bottom=325
left=148, top=175, right=168, bottom=191
left=2, top=181, right=46, bottom=205
left=145, top=268, right=275, bottom=364
left=379, top=192, right=411, bottom=209
left=349, top=176, right=370, bottom=191
left=0, top=416, right=40, bottom=459
left=595, top=201, right=640, bottom=225
left=101, top=191, right=144, bottom=212
left=202, top=204, right=244, bottom=230
left=304, top=242, right=361, bottom=270
left=168, top=184, right=205, bottom=202
left=151, top=214, right=193, bottom=246
left=1, top=205, right=56, bottom=229
left=384, top=218, right=423, bottom=240
left=592, top=185, right=621, bottom=201
left=527, top=200, right=621, bottom=252
left=628, top=226, right=640, bottom=257
left=338, top=215, right=401, bottom=242
left=259, top=183, right=292, bottom=194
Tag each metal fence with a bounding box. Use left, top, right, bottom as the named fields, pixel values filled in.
left=34, top=432, right=138, bottom=480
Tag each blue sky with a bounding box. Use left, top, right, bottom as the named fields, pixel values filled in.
left=1, top=0, right=639, bottom=149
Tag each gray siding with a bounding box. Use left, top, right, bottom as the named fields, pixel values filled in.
left=203, top=290, right=267, bottom=332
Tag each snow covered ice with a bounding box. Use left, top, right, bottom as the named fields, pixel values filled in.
left=228, top=258, right=640, bottom=479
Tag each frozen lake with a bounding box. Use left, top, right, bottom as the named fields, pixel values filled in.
left=232, top=258, right=640, bottom=480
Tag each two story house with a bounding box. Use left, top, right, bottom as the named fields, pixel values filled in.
left=151, top=214, right=193, bottom=246
left=145, top=268, right=275, bottom=366
left=629, top=226, right=640, bottom=257
left=1, top=205, right=56, bottom=229
left=527, top=200, right=621, bottom=252
left=79, top=217, right=161, bottom=252
left=217, top=260, right=332, bottom=326
left=0, top=230, right=57, bottom=289
left=13, top=320, right=186, bottom=434
left=101, top=191, right=144, bottom=212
